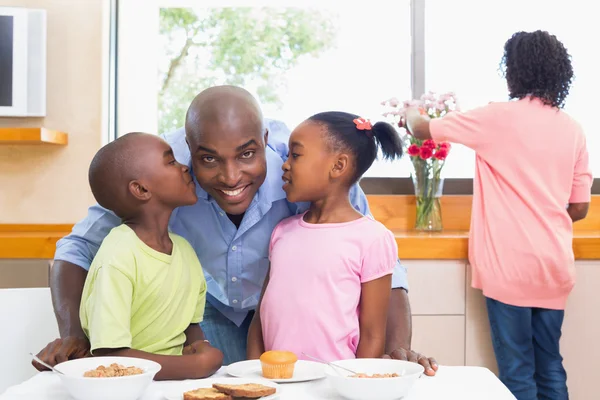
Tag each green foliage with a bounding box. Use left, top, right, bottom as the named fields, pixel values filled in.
left=158, top=7, right=337, bottom=133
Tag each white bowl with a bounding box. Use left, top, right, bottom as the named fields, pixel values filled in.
left=325, top=358, right=423, bottom=400
left=54, top=356, right=161, bottom=400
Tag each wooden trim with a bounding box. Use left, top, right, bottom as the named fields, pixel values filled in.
left=0, top=225, right=72, bottom=259
left=394, top=230, right=469, bottom=259
left=0, top=128, right=68, bottom=145
left=395, top=231, right=600, bottom=260
left=0, top=195, right=598, bottom=260
left=573, top=234, right=600, bottom=259
left=0, top=224, right=73, bottom=232
left=369, top=195, right=600, bottom=232
left=360, top=177, right=600, bottom=195
left=0, top=234, right=66, bottom=259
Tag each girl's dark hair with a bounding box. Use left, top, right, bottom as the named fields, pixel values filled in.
left=500, top=30, right=573, bottom=109
left=308, top=111, right=403, bottom=184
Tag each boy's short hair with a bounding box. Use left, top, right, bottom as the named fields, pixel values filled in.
left=88, top=132, right=147, bottom=218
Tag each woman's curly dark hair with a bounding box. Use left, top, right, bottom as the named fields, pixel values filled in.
left=500, top=30, right=573, bottom=109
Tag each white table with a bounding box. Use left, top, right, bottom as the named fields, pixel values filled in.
left=1, top=366, right=516, bottom=400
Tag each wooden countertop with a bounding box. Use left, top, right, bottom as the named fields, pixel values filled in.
left=1, top=196, right=598, bottom=259
left=392, top=229, right=600, bottom=259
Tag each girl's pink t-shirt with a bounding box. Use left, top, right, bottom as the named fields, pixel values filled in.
left=260, top=213, right=397, bottom=362
left=430, top=97, right=592, bottom=310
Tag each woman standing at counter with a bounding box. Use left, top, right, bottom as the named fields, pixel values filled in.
left=404, top=30, right=592, bottom=400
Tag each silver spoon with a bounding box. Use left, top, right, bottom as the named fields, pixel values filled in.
left=301, top=352, right=359, bottom=376
left=30, top=353, right=65, bottom=375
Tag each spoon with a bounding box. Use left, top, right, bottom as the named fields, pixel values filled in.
left=301, top=352, right=358, bottom=376
left=30, top=353, right=65, bottom=375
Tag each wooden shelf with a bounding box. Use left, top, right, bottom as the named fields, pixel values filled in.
left=0, top=127, right=68, bottom=145
left=1, top=195, right=598, bottom=259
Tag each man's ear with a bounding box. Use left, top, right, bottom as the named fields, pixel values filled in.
left=263, top=129, right=269, bottom=147
left=330, top=153, right=350, bottom=180
left=128, top=180, right=152, bottom=201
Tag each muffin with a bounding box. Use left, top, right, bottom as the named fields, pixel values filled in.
left=259, top=350, right=298, bottom=379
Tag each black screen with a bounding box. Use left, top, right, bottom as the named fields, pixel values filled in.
left=0, top=15, right=14, bottom=107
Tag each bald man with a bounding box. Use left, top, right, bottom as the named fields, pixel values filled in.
left=35, top=86, right=438, bottom=374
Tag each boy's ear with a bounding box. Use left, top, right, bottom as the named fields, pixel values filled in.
left=129, top=180, right=152, bottom=201
left=330, top=153, right=350, bottom=179
left=263, top=128, right=269, bottom=147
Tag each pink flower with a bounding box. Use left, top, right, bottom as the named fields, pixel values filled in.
left=419, top=146, right=433, bottom=160
left=420, top=91, right=437, bottom=102
left=408, top=144, right=420, bottom=156
left=439, top=92, right=456, bottom=102
left=387, top=97, right=400, bottom=107
left=422, top=139, right=436, bottom=149
left=403, top=99, right=423, bottom=108
left=436, top=101, right=447, bottom=112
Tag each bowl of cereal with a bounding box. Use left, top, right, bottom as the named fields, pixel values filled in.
left=325, top=358, right=423, bottom=400
left=54, top=356, right=161, bottom=400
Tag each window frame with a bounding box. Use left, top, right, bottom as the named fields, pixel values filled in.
left=107, top=0, right=599, bottom=194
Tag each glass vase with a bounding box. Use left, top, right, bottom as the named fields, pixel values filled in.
left=412, top=172, right=444, bottom=232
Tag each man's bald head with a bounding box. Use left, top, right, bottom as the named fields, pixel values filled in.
left=88, top=132, right=149, bottom=218
left=183, top=86, right=269, bottom=216
left=184, top=85, right=264, bottom=141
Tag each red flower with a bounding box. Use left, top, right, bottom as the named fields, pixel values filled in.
left=408, top=144, right=420, bottom=156
left=434, top=148, right=449, bottom=160
left=423, top=139, right=436, bottom=149
left=439, top=142, right=451, bottom=151
left=419, top=146, right=433, bottom=160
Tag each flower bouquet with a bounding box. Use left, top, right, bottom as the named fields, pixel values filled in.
left=381, top=91, right=459, bottom=231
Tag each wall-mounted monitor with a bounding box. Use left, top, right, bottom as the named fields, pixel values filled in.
left=0, top=7, right=46, bottom=117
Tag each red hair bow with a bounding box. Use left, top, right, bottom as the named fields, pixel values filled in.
left=353, top=118, right=372, bottom=131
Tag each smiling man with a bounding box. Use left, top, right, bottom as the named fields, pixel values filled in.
left=34, top=86, right=437, bottom=375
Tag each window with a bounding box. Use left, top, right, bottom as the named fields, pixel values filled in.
left=116, top=0, right=598, bottom=180
left=117, top=0, right=411, bottom=177
left=425, top=0, right=599, bottom=177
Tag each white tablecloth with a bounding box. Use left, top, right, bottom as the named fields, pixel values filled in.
left=1, top=366, right=516, bottom=399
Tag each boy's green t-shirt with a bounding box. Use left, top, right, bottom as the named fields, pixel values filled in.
left=80, top=224, right=206, bottom=355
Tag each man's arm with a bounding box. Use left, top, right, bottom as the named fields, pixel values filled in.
left=385, top=288, right=411, bottom=351
left=51, top=261, right=88, bottom=338
left=52, top=205, right=121, bottom=331
left=52, top=205, right=120, bottom=334
left=33, top=206, right=121, bottom=370
left=356, top=275, right=392, bottom=358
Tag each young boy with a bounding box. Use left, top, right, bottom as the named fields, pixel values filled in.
left=404, top=31, right=592, bottom=400
left=79, top=132, right=223, bottom=380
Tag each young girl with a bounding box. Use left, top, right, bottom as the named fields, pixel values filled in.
left=404, top=30, right=592, bottom=400
left=247, top=111, right=403, bottom=362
